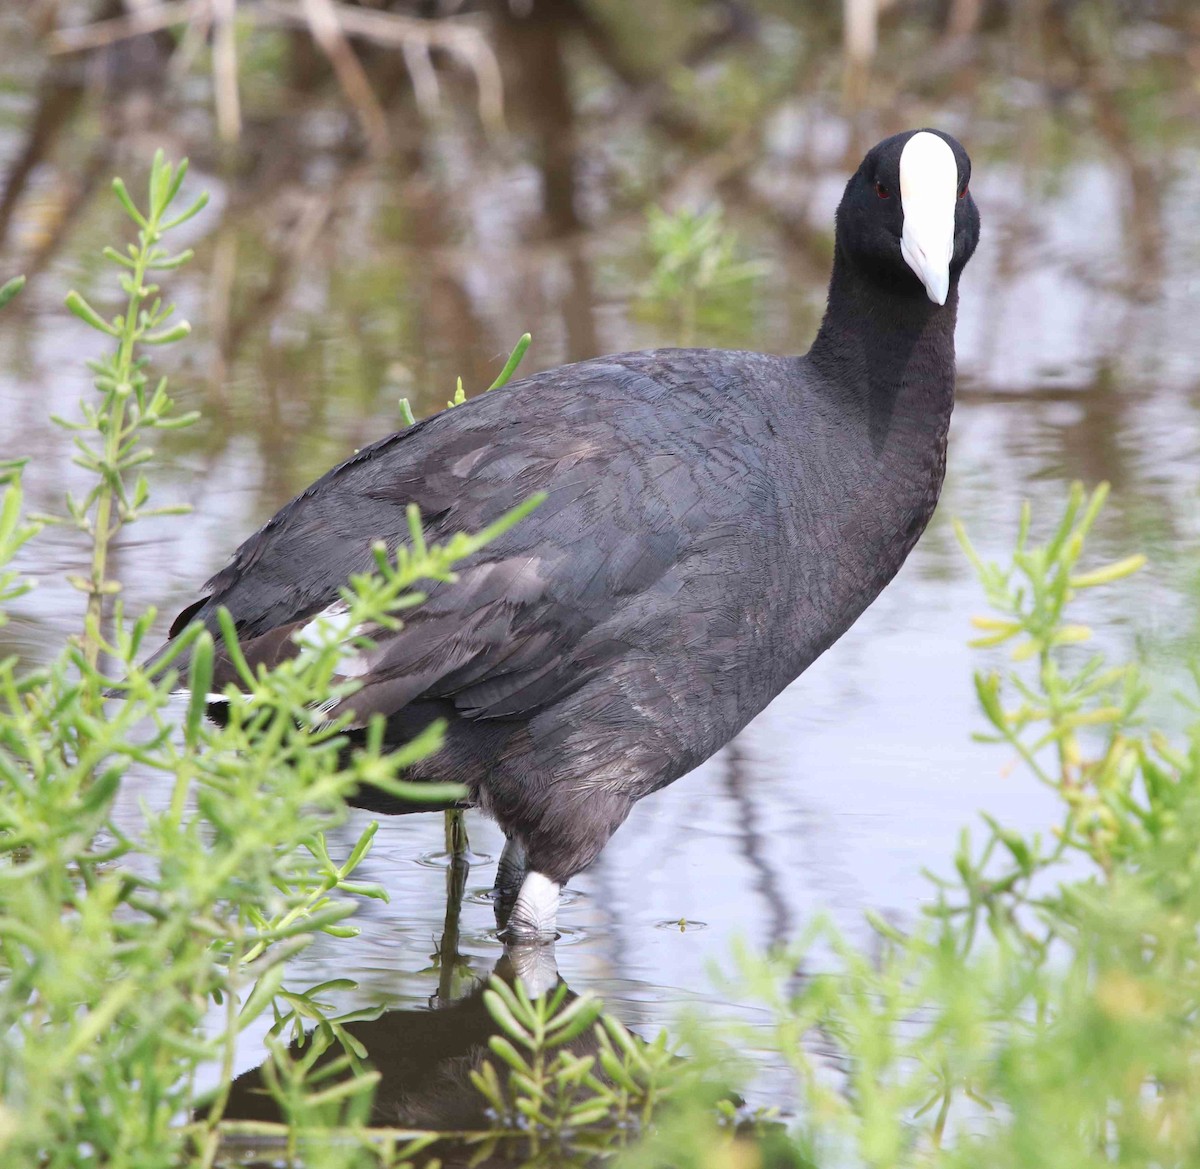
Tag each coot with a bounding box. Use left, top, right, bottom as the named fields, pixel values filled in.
left=152, top=129, right=980, bottom=938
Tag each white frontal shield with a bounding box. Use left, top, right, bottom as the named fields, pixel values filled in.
left=899, top=132, right=959, bottom=305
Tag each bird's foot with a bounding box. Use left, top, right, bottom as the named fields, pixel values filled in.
left=503, top=871, right=560, bottom=942
left=505, top=936, right=560, bottom=998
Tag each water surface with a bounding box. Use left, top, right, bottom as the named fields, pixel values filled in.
left=1, top=1, right=1198, bottom=1123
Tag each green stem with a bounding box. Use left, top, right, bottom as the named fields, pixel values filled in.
left=486, top=332, right=532, bottom=391
left=932, top=1085, right=952, bottom=1147
left=83, top=222, right=158, bottom=670
left=242, top=868, right=336, bottom=965
left=46, top=833, right=258, bottom=1080
left=198, top=933, right=245, bottom=1151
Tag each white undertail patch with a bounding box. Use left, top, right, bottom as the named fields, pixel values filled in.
left=294, top=600, right=356, bottom=651
left=294, top=600, right=375, bottom=678
left=171, top=689, right=231, bottom=703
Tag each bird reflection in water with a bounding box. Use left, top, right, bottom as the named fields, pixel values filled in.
left=218, top=836, right=584, bottom=1150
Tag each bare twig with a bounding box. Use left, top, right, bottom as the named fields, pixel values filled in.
left=212, top=0, right=242, bottom=143
left=47, top=0, right=194, bottom=52
left=49, top=0, right=506, bottom=135
left=225, top=188, right=337, bottom=356
left=401, top=37, right=441, bottom=117
left=945, top=0, right=985, bottom=41
left=170, top=0, right=215, bottom=83
left=257, top=0, right=505, bottom=132
left=299, top=0, right=390, bottom=156
left=843, top=0, right=878, bottom=65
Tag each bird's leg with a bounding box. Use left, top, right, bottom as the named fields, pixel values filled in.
left=494, top=834, right=527, bottom=900
left=493, top=837, right=558, bottom=988
left=492, top=834, right=528, bottom=933
left=502, top=865, right=561, bottom=993
left=499, top=786, right=629, bottom=940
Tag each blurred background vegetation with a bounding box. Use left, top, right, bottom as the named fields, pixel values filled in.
left=2, top=2, right=1200, bottom=1165
left=3, top=2, right=1197, bottom=568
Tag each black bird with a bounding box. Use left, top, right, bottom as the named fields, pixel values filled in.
left=151, top=129, right=980, bottom=938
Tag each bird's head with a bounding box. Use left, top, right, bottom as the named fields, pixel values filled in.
left=836, top=129, right=980, bottom=306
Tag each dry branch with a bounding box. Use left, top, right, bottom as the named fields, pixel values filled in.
left=298, top=0, right=389, bottom=155
left=257, top=0, right=505, bottom=132
left=47, top=0, right=505, bottom=136
left=212, top=0, right=242, bottom=143
left=47, top=0, right=195, bottom=52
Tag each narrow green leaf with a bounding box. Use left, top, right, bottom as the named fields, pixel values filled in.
left=101, top=246, right=138, bottom=270
left=454, top=493, right=544, bottom=556
left=185, top=631, right=214, bottom=744
left=65, top=291, right=118, bottom=337
left=165, top=154, right=190, bottom=206
left=468, top=1062, right=507, bottom=1111
left=239, top=966, right=286, bottom=1028
left=565, top=1101, right=610, bottom=1126
left=545, top=995, right=604, bottom=1046
left=215, top=606, right=256, bottom=688
left=0, top=275, right=25, bottom=310
left=487, top=1034, right=531, bottom=1074
left=1070, top=555, right=1147, bottom=589
left=145, top=249, right=195, bottom=271
left=487, top=332, right=532, bottom=390
left=160, top=191, right=210, bottom=231
left=143, top=321, right=191, bottom=345
left=111, top=177, right=148, bottom=226
left=974, top=672, right=1006, bottom=729
left=148, top=148, right=169, bottom=216
left=598, top=1047, right=641, bottom=1093
left=482, top=989, right=533, bottom=1047
left=342, top=821, right=379, bottom=875
left=80, top=766, right=121, bottom=814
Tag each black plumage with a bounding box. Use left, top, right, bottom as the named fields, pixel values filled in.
left=148, top=129, right=981, bottom=936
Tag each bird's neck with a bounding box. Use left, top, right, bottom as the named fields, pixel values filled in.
left=807, top=243, right=959, bottom=452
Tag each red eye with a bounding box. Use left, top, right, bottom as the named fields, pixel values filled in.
left=958, top=184, right=969, bottom=200
left=875, top=181, right=890, bottom=199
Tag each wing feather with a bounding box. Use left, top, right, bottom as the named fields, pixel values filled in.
left=148, top=356, right=764, bottom=730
